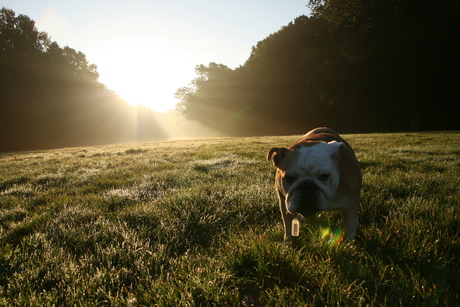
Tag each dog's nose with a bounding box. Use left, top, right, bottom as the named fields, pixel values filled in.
left=286, top=178, right=321, bottom=216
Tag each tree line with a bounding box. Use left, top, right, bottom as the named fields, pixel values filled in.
left=2, top=1, right=459, bottom=152
left=0, top=8, right=166, bottom=152
left=176, top=0, right=460, bottom=135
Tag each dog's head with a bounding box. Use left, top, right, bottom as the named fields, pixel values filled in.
left=267, top=141, right=344, bottom=216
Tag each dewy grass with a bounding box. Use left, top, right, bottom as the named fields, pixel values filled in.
left=0, top=132, right=459, bottom=306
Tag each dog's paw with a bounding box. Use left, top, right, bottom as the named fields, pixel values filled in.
left=283, top=237, right=297, bottom=247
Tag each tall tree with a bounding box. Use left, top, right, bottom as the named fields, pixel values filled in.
left=175, top=63, right=253, bottom=135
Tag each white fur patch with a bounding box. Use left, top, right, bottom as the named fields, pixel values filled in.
left=287, top=142, right=341, bottom=200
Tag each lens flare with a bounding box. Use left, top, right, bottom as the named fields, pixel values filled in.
left=320, top=226, right=331, bottom=238
left=320, top=226, right=343, bottom=248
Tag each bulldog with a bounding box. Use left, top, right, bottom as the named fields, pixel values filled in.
left=267, top=127, right=361, bottom=244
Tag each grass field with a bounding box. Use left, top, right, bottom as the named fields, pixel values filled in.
left=1, top=132, right=459, bottom=306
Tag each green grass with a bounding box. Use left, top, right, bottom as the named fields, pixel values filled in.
left=0, top=132, right=459, bottom=306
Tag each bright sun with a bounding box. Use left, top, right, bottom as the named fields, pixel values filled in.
left=93, top=40, right=194, bottom=113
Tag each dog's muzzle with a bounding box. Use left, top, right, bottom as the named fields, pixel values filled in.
left=286, top=178, right=322, bottom=216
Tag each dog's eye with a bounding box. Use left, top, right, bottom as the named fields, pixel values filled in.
left=320, top=174, right=330, bottom=181
left=284, top=175, right=296, bottom=184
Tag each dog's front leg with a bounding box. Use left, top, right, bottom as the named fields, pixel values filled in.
left=278, top=191, right=298, bottom=245
left=340, top=200, right=359, bottom=242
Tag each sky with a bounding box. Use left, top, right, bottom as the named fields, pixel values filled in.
left=3, top=0, right=310, bottom=113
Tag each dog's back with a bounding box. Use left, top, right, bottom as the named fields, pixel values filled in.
left=291, top=127, right=351, bottom=150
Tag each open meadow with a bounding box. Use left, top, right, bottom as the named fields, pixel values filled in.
left=0, top=132, right=459, bottom=306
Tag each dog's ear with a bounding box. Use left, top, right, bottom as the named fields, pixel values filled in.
left=267, top=147, right=289, bottom=168
left=326, top=141, right=344, bottom=165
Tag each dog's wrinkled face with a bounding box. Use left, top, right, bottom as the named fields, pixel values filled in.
left=268, top=141, right=344, bottom=216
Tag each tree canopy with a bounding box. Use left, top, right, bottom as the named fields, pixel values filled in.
left=0, top=8, right=165, bottom=151
left=176, top=0, right=460, bottom=134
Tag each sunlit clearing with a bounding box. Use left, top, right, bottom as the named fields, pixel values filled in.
left=151, top=111, right=225, bottom=140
